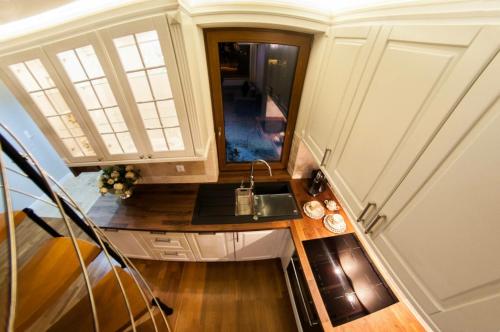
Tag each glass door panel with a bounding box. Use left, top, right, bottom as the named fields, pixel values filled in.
left=9, top=59, right=96, bottom=158
left=218, top=42, right=298, bottom=163
left=57, top=45, right=138, bottom=155
left=113, top=30, right=185, bottom=152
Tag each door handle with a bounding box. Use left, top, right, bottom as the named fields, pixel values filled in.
left=217, top=127, right=222, bottom=138
left=320, top=148, right=332, bottom=166
left=357, top=202, right=376, bottom=223
left=365, top=214, right=386, bottom=234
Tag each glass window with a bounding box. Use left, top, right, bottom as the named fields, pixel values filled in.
left=113, top=30, right=184, bottom=152
left=57, top=44, right=138, bottom=155
left=10, top=58, right=96, bottom=158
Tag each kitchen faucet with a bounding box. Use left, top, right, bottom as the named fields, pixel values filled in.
left=249, top=159, right=273, bottom=190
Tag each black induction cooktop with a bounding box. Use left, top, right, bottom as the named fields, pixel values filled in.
left=303, top=234, right=398, bottom=327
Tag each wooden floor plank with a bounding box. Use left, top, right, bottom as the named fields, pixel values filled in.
left=132, top=258, right=297, bottom=332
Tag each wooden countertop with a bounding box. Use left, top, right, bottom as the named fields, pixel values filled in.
left=89, top=179, right=424, bottom=332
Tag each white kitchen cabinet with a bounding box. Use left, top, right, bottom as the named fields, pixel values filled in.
left=234, top=229, right=287, bottom=261
left=0, top=15, right=198, bottom=166
left=366, top=50, right=500, bottom=332
left=304, top=26, right=378, bottom=164
left=102, top=229, right=152, bottom=259
left=325, top=25, right=500, bottom=229
left=187, top=232, right=234, bottom=261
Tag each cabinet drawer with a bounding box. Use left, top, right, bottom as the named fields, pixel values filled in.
left=140, top=232, right=191, bottom=251
left=151, top=249, right=195, bottom=261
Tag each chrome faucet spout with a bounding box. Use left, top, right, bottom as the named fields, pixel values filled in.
left=250, top=159, right=272, bottom=189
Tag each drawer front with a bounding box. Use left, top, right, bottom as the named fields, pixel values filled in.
left=152, top=249, right=195, bottom=261
left=141, top=232, right=191, bottom=251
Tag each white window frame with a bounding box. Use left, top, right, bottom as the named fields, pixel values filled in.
left=44, top=32, right=148, bottom=162
left=100, top=15, right=194, bottom=158
left=0, top=47, right=105, bottom=164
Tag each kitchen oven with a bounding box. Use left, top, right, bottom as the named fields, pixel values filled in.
left=286, top=251, right=323, bottom=332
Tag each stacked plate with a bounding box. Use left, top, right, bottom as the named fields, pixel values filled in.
left=323, top=213, right=346, bottom=234
left=303, top=201, right=325, bottom=219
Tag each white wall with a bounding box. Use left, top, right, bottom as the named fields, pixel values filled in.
left=0, top=79, right=70, bottom=211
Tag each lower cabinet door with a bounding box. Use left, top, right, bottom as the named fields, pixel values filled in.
left=234, top=230, right=286, bottom=261
left=187, top=232, right=234, bottom=261
left=102, top=229, right=152, bottom=259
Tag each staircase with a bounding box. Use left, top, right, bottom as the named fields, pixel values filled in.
left=0, top=124, right=172, bottom=332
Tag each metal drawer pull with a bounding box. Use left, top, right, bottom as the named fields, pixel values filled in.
left=320, top=148, right=332, bottom=166
left=365, top=214, right=386, bottom=234
left=154, top=238, right=172, bottom=243
left=162, top=251, right=179, bottom=256
left=357, top=202, right=376, bottom=223
left=290, top=258, right=319, bottom=327
left=197, top=232, right=216, bottom=235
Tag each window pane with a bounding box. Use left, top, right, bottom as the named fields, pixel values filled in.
left=75, top=45, right=104, bottom=79
left=75, top=81, right=101, bottom=110
left=62, top=138, right=84, bottom=157
left=89, top=109, right=112, bottom=133
left=10, top=63, right=40, bottom=92
left=113, top=35, right=143, bottom=72
left=164, top=127, right=184, bottom=151
left=157, top=100, right=179, bottom=127
left=57, top=50, right=87, bottom=82
left=104, top=107, right=127, bottom=132
left=127, top=71, right=152, bottom=102
left=30, top=91, right=56, bottom=116
left=76, top=136, right=96, bottom=156
left=92, top=78, right=116, bottom=107
left=25, top=59, right=54, bottom=89
left=138, top=102, right=161, bottom=129
left=147, top=129, right=168, bottom=151
left=45, top=88, right=70, bottom=115
left=116, top=132, right=137, bottom=153
left=47, top=116, right=70, bottom=138
left=61, top=114, right=84, bottom=137
left=137, top=30, right=164, bottom=68
left=101, top=133, right=122, bottom=154
left=147, top=67, right=172, bottom=100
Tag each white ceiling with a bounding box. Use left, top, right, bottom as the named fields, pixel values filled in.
left=0, top=0, right=75, bottom=24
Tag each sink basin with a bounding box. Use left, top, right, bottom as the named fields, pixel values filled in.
left=192, top=182, right=302, bottom=225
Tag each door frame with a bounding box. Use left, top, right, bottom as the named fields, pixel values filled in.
left=204, top=28, right=312, bottom=171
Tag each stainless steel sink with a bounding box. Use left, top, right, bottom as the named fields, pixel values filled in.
left=253, top=193, right=299, bottom=220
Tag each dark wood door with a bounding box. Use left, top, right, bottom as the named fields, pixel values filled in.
left=204, top=28, right=312, bottom=172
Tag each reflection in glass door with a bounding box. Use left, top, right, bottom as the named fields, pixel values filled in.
left=206, top=29, right=312, bottom=171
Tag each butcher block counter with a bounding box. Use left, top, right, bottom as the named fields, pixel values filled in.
left=89, top=179, right=424, bottom=332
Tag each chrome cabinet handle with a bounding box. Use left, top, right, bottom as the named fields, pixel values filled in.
left=365, top=214, right=386, bottom=234
left=139, top=154, right=145, bottom=159
left=290, top=258, right=319, bottom=327
left=154, top=238, right=171, bottom=243
left=147, top=154, right=152, bottom=159
left=357, top=202, right=376, bottom=223
left=320, top=148, right=332, bottom=166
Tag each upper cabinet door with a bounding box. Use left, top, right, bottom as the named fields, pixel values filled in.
left=44, top=33, right=147, bottom=161
left=326, top=25, right=500, bottom=226
left=0, top=48, right=103, bottom=164
left=370, top=50, right=500, bottom=331
left=304, top=26, right=378, bottom=163
left=100, top=16, right=194, bottom=158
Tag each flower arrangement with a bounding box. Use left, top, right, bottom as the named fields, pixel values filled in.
left=98, top=165, right=140, bottom=199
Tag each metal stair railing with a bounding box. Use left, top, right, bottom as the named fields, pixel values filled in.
left=0, top=123, right=172, bottom=332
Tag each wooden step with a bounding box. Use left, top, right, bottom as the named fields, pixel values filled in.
left=132, top=309, right=169, bottom=332
left=49, top=267, right=150, bottom=332
left=13, top=237, right=101, bottom=331
left=0, top=210, right=26, bottom=243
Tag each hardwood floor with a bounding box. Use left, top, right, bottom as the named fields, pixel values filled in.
left=131, top=258, right=298, bottom=332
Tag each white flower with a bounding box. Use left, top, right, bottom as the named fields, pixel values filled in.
left=125, top=165, right=134, bottom=172
left=114, top=183, right=124, bottom=190
left=107, top=178, right=115, bottom=185
left=100, top=187, right=108, bottom=194
left=111, top=171, right=120, bottom=178
left=125, top=171, right=135, bottom=179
